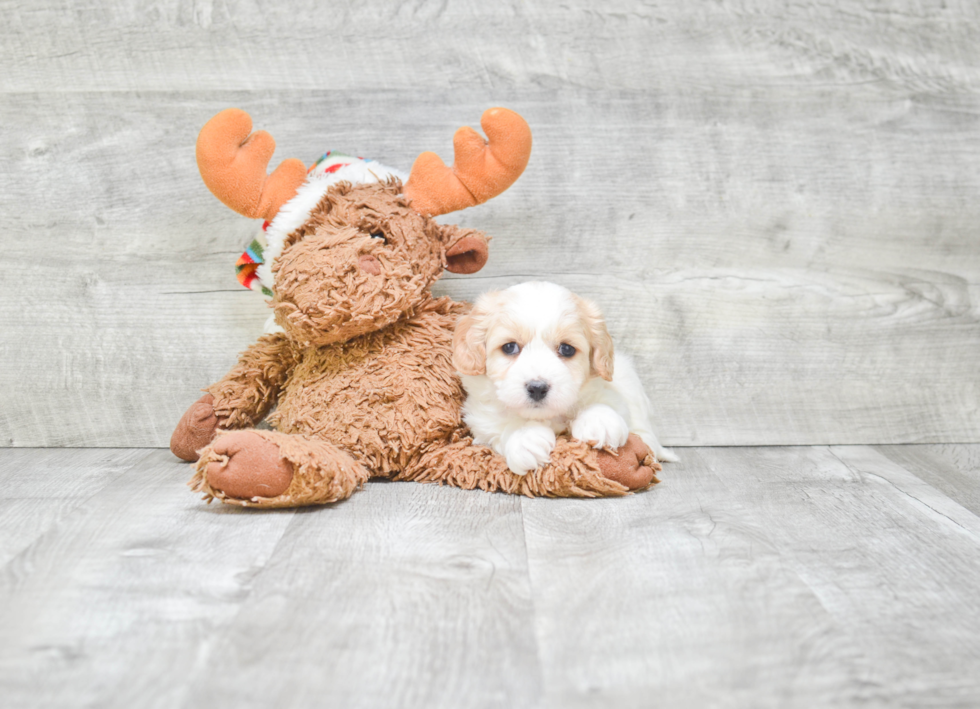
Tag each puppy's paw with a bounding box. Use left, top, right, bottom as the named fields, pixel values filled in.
left=505, top=424, right=557, bottom=476
left=654, top=446, right=680, bottom=463
left=571, top=404, right=630, bottom=449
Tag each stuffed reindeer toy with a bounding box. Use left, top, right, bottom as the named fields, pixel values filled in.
left=171, top=107, right=660, bottom=508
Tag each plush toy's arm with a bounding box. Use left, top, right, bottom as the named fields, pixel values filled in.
left=205, top=332, right=299, bottom=429
left=405, top=434, right=658, bottom=498
left=170, top=332, right=298, bottom=462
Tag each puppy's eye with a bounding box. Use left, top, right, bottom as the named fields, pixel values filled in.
left=501, top=342, right=520, bottom=356
left=370, top=232, right=387, bottom=243
left=558, top=343, right=576, bottom=358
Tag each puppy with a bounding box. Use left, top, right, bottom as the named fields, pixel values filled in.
left=453, top=281, right=677, bottom=475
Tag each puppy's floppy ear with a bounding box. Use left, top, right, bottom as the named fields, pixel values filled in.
left=577, top=296, right=615, bottom=381
left=453, top=298, right=493, bottom=375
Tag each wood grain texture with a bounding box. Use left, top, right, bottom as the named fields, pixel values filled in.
left=2, top=445, right=979, bottom=707
left=0, top=448, right=149, bottom=567
left=0, top=450, right=297, bottom=708
left=2, top=1, right=978, bottom=93
left=520, top=445, right=980, bottom=708
left=875, top=443, right=980, bottom=516
left=1, top=0, right=979, bottom=446
left=0, top=449, right=539, bottom=709
left=181, top=483, right=540, bottom=709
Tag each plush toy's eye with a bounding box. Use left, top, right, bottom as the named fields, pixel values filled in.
left=501, top=342, right=521, bottom=356
left=370, top=232, right=387, bottom=243
left=558, top=343, right=576, bottom=358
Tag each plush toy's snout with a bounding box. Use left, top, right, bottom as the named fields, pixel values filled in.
left=358, top=254, right=382, bottom=275
left=266, top=181, right=452, bottom=346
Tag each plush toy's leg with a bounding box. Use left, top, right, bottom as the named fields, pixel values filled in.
left=189, top=429, right=371, bottom=509
left=404, top=433, right=659, bottom=498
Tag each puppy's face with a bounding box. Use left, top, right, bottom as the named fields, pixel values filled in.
left=454, top=282, right=614, bottom=421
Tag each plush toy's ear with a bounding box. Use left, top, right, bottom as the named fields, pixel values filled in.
left=576, top=296, right=615, bottom=381
left=445, top=233, right=489, bottom=274
left=452, top=305, right=491, bottom=376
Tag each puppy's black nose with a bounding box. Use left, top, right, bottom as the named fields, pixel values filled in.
left=525, top=380, right=550, bottom=402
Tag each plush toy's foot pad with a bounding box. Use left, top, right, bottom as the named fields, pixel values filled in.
left=171, top=394, right=222, bottom=462
left=191, top=431, right=371, bottom=508
left=201, top=430, right=294, bottom=500
left=595, top=434, right=662, bottom=491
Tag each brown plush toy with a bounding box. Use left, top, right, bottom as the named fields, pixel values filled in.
left=171, top=107, right=661, bottom=508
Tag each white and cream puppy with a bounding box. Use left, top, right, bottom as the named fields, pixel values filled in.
left=453, top=281, right=676, bottom=475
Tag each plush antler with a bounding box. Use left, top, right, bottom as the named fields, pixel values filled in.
left=404, top=107, right=532, bottom=217
left=196, top=109, right=308, bottom=222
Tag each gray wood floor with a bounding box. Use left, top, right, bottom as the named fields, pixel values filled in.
left=1, top=445, right=978, bottom=708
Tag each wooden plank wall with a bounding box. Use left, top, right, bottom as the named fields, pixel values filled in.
left=1, top=0, right=978, bottom=447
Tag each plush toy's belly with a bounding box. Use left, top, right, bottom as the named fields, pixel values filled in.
left=269, top=306, right=466, bottom=474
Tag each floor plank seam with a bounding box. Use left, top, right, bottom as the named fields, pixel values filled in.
left=0, top=449, right=160, bottom=576
left=518, top=496, right=547, bottom=708
left=828, top=446, right=980, bottom=535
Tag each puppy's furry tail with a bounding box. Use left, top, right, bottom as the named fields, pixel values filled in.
left=613, top=353, right=680, bottom=463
